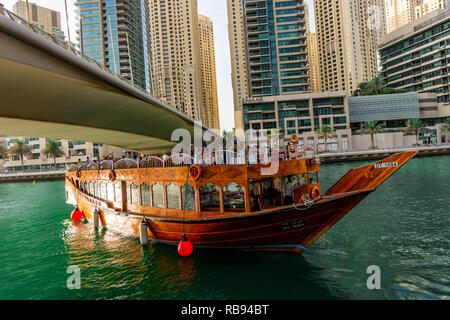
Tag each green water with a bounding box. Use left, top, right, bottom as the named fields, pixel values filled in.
left=0, top=156, right=448, bottom=300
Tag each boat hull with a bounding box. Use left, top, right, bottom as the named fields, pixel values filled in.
left=67, top=181, right=372, bottom=253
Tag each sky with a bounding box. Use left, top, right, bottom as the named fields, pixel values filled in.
left=3, top=0, right=315, bottom=131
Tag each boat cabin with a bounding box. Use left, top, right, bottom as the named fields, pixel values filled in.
left=67, top=157, right=321, bottom=220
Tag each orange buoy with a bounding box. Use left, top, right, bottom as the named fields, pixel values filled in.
left=310, top=186, right=321, bottom=200
left=178, top=234, right=193, bottom=257
left=71, top=209, right=83, bottom=222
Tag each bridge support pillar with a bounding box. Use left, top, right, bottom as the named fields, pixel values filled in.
left=140, top=219, right=148, bottom=245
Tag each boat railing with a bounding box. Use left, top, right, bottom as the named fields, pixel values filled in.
left=164, top=154, right=195, bottom=168
left=87, top=162, right=99, bottom=171
left=99, top=160, right=113, bottom=170
left=113, top=158, right=139, bottom=170
left=139, top=156, right=164, bottom=168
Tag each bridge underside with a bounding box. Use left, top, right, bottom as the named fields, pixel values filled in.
left=0, top=58, right=185, bottom=152
left=0, top=15, right=207, bottom=153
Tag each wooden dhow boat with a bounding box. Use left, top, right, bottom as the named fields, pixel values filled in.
left=65, top=151, right=417, bottom=254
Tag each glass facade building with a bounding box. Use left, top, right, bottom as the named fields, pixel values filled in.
left=379, top=9, right=449, bottom=104
left=242, top=92, right=349, bottom=136
left=76, top=0, right=151, bottom=92
left=244, top=0, right=309, bottom=96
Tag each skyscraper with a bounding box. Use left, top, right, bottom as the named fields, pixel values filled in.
left=198, top=14, right=220, bottom=130
left=385, top=0, right=422, bottom=33
left=314, top=0, right=384, bottom=94
left=13, top=1, right=65, bottom=40
left=75, top=0, right=151, bottom=92
left=227, top=0, right=250, bottom=131
left=305, top=2, right=320, bottom=93
left=148, top=0, right=205, bottom=123
left=227, top=0, right=310, bottom=129
left=415, top=0, right=449, bottom=19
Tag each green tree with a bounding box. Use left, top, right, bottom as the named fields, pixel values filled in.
left=42, top=139, right=64, bottom=169
left=405, top=118, right=426, bottom=146
left=363, top=121, right=385, bottom=150
left=443, top=117, right=450, bottom=133
left=317, top=125, right=335, bottom=152
left=0, top=139, right=6, bottom=159
left=367, top=76, right=386, bottom=95
left=8, top=139, right=33, bottom=171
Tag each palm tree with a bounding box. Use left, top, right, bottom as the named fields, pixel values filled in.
left=405, top=118, right=426, bottom=146
left=42, top=139, right=65, bottom=169
left=354, top=81, right=370, bottom=96
left=363, top=121, right=384, bottom=150
left=317, top=125, right=335, bottom=152
left=8, top=139, right=33, bottom=171
left=367, top=76, right=386, bottom=94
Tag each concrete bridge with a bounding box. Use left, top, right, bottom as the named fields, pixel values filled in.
left=0, top=9, right=208, bottom=153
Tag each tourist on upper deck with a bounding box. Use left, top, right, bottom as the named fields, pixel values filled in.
left=288, top=135, right=299, bottom=160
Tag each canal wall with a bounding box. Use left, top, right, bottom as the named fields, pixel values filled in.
left=0, top=170, right=66, bottom=183
left=320, top=145, right=450, bottom=163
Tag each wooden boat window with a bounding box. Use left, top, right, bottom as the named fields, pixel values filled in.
left=152, top=183, right=165, bottom=208
left=182, top=184, right=196, bottom=211
left=223, top=183, right=245, bottom=212
left=167, top=183, right=180, bottom=210
left=107, top=183, right=114, bottom=202
left=131, top=183, right=139, bottom=205
left=141, top=183, right=151, bottom=207
left=298, top=173, right=307, bottom=186
left=126, top=182, right=131, bottom=205
left=89, top=182, right=93, bottom=196
left=80, top=182, right=84, bottom=192
left=99, top=182, right=107, bottom=200
left=114, top=182, right=122, bottom=203
left=309, top=172, right=319, bottom=185
left=93, top=182, right=98, bottom=198
left=200, top=183, right=221, bottom=212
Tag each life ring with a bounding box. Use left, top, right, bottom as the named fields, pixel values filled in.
left=109, top=170, right=116, bottom=182
left=310, top=186, right=321, bottom=200
left=189, top=164, right=202, bottom=181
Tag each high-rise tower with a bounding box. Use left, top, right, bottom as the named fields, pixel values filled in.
left=75, top=0, right=151, bottom=92
left=198, top=14, right=220, bottom=130
left=314, top=0, right=384, bottom=94
left=148, top=0, right=205, bottom=123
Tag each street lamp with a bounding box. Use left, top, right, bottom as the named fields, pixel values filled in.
left=77, top=14, right=85, bottom=54
left=64, top=0, right=71, bottom=50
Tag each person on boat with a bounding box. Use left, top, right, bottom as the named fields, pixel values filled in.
left=284, top=176, right=295, bottom=205
left=250, top=190, right=261, bottom=211
left=287, top=134, right=299, bottom=160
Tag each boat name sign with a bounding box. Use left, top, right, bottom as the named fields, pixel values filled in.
left=374, top=162, right=399, bottom=169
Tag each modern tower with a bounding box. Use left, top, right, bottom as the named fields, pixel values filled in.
left=305, top=2, right=319, bottom=93
left=12, top=0, right=65, bottom=40
left=314, top=0, right=384, bottom=94
left=198, top=14, right=220, bottom=130
left=227, top=0, right=310, bottom=130
left=75, top=0, right=152, bottom=93
left=148, top=0, right=205, bottom=123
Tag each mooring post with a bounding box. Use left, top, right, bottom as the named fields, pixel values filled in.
left=140, top=219, right=148, bottom=245
left=93, top=210, right=100, bottom=229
